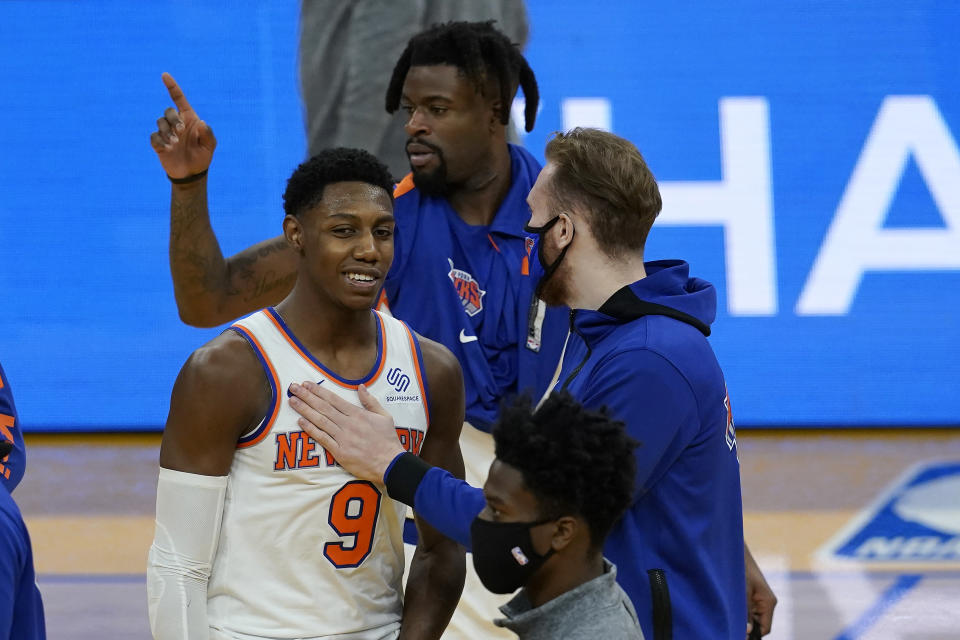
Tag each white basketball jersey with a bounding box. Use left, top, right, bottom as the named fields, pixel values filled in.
left=207, top=308, right=430, bottom=639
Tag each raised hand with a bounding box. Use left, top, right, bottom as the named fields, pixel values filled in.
left=149, top=72, right=217, bottom=179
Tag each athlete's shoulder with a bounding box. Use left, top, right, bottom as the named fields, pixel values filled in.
left=176, top=329, right=268, bottom=406
left=164, top=327, right=273, bottom=467
left=191, top=328, right=259, bottom=367
left=415, top=334, right=462, bottom=390
left=412, top=332, right=465, bottom=437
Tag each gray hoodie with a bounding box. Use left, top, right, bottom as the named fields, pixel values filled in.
left=494, top=560, right=644, bottom=639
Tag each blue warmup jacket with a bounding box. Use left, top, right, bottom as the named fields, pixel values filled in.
left=558, top=260, right=746, bottom=639
left=382, top=144, right=567, bottom=430
left=0, top=363, right=25, bottom=494
left=0, top=363, right=45, bottom=639
left=0, top=485, right=45, bottom=639
left=406, top=261, right=746, bottom=638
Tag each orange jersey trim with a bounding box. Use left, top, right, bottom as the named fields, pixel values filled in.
left=401, top=323, right=430, bottom=429
left=393, top=173, right=416, bottom=198
left=265, top=310, right=388, bottom=390
left=376, top=289, right=391, bottom=313
left=230, top=325, right=281, bottom=449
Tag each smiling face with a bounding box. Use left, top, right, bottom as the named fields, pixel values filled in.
left=400, top=64, right=500, bottom=196
left=285, top=181, right=395, bottom=311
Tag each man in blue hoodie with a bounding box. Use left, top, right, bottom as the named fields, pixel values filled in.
left=290, top=128, right=774, bottom=638
left=0, top=363, right=46, bottom=639
left=521, top=127, right=749, bottom=638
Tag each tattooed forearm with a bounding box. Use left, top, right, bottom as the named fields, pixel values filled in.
left=170, top=182, right=212, bottom=245
left=226, top=237, right=298, bottom=302
left=168, top=180, right=296, bottom=326
left=227, top=237, right=291, bottom=275
left=243, top=270, right=298, bottom=303
left=169, top=181, right=227, bottom=295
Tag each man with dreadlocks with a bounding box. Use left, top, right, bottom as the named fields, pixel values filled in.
left=151, top=20, right=568, bottom=640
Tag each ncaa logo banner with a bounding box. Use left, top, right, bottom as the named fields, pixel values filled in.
left=819, top=461, right=960, bottom=564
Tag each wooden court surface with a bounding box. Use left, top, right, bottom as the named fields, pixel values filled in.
left=17, top=428, right=960, bottom=639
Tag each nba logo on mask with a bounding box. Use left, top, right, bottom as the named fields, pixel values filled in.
left=447, top=259, right=486, bottom=317
left=511, top=546, right=530, bottom=566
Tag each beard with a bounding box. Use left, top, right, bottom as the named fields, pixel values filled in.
left=535, top=237, right=572, bottom=307
left=408, top=139, right=451, bottom=198
left=537, top=263, right=571, bottom=307
left=412, top=163, right=450, bottom=197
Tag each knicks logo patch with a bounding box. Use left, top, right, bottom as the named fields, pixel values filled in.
left=723, top=391, right=736, bottom=451
left=447, top=258, right=486, bottom=317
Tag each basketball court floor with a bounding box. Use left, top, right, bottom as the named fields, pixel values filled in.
left=18, top=428, right=960, bottom=639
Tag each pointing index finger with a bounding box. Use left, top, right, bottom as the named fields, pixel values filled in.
left=161, top=72, right=194, bottom=115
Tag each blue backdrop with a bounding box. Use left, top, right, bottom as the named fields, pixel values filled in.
left=1, top=1, right=958, bottom=429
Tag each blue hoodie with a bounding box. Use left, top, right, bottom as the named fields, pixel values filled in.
left=0, top=362, right=46, bottom=639
left=0, top=363, right=25, bottom=494
left=557, top=260, right=746, bottom=639
left=399, top=260, right=746, bottom=638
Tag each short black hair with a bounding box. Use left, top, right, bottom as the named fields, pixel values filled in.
left=282, top=147, right=394, bottom=218
left=385, top=20, right=539, bottom=132
left=492, top=392, right=638, bottom=549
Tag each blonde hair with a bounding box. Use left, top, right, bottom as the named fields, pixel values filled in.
left=544, top=128, right=662, bottom=257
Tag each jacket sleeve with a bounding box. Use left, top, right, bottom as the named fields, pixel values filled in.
left=0, top=491, right=27, bottom=639
left=578, top=349, right=699, bottom=494
left=413, top=466, right=485, bottom=549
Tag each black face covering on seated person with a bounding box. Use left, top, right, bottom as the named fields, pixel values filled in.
left=470, top=516, right=556, bottom=594
left=524, top=216, right=574, bottom=300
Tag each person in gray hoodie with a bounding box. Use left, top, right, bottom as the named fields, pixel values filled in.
left=288, top=385, right=644, bottom=639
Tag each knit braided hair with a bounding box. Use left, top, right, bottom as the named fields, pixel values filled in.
left=385, top=20, right=539, bottom=132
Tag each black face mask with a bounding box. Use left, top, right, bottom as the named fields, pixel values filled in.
left=470, top=516, right=556, bottom=594
left=523, top=216, right=574, bottom=300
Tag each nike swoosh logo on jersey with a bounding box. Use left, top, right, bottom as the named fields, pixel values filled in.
left=459, top=329, right=478, bottom=344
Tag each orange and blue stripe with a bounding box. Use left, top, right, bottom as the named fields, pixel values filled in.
left=399, top=321, right=431, bottom=431
left=265, top=307, right=387, bottom=389
left=228, top=323, right=281, bottom=448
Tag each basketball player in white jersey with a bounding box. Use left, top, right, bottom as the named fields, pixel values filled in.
left=147, top=147, right=466, bottom=640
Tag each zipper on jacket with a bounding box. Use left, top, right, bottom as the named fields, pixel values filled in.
left=560, top=309, right=592, bottom=391
left=647, top=568, right=672, bottom=640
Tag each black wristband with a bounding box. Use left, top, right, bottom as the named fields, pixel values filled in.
left=384, top=452, right=432, bottom=507
left=167, top=169, right=208, bottom=184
